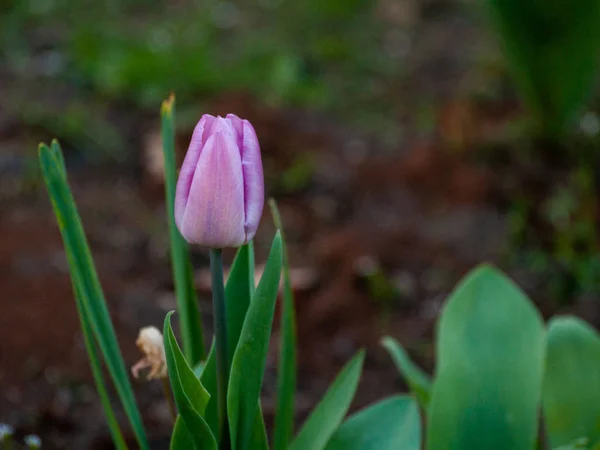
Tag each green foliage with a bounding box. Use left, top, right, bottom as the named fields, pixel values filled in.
left=164, top=312, right=216, bottom=450
left=426, top=265, right=546, bottom=450
left=325, top=395, right=420, bottom=450
left=543, top=317, right=600, bottom=448
left=289, top=351, right=365, bottom=450
left=269, top=199, right=298, bottom=450
left=161, top=95, right=205, bottom=365
left=380, top=337, right=431, bottom=410
left=484, top=0, right=600, bottom=136
left=324, top=395, right=421, bottom=450
left=38, top=141, right=149, bottom=450
left=227, top=232, right=283, bottom=450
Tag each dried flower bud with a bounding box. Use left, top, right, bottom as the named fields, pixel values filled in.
left=132, top=326, right=167, bottom=380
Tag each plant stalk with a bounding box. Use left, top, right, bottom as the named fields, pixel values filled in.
left=209, top=248, right=230, bottom=449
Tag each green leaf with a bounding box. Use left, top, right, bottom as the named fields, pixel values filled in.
left=543, top=316, right=600, bottom=448
left=228, top=232, right=283, bottom=450
left=161, top=94, right=205, bottom=364
left=38, top=142, right=149, bottom=450
left=225, top=243, right=255, bottom=366
left=381, top=337, right=431, bottom=410
left=170, top=416, right=194, bottom=450
left=324, top=395, right=421, bottom=450
left=426, top=264, right=546, bottom=450
left=269, top=199, right=298, bottom=450
left=75, top=284, right=128, bottom=450
left=164, top=311, right=216, bottom=450
left=289, top=350, right=365, bottom=450
left=484, top=0, right=600, bottom=135
left=200, top=344, right=219, bottom=436
left=46, top=140, right=127, bottom=449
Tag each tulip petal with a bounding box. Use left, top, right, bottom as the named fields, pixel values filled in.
left=240, top=119, right=264, bottom=242
left=226, top=113, right=244, bottom=147
left=175, top=115, right=215, bottom=230
left=180, top=131, right=245, bottom=247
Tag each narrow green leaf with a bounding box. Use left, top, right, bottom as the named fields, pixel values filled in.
left=46, top=141, right=126, bottom=448
left=75, top=284, right=128, bottom=450
left=543, top=316, right=600, bottom=448
left=228, top=232, right=283, bottom=450
left=164, top=311, right=216, bottom=450
left=161, top=95, right=205, bottom=364
left=269, top=199, right=298, bottom=450
left=170, top=416, right=194, bottom=450
left=38, top=142, right=149, bottom=450
left=381, top=337, right=431, bottom=410
left=426, top=264, right=546, bottom=450
left=225, top=243, right=255, bottom=366
left=289, top=351, right=365, bottom=450
left=325, top=395, right=421, bottom=450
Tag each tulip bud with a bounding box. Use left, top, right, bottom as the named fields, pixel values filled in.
left=174, top=114, right=264, bottom=248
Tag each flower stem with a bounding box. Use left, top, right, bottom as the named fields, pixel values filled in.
left=209, top=248, right=230, bottom=449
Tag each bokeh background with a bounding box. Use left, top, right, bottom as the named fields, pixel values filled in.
left=2, top=0, right=600, bottom=448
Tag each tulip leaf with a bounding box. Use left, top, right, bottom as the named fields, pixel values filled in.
left=45, top=140, right=127, bottom=450
left=289, top=350, right=365, bottom=450
left=225, top=242, right=255, bottom=366
left=426, top=265, right=546, bottom=450
left=199, top=343, right=219, bottom=436
left=543, top=316, right=600, bottom=448
left=381, top=336, right=431, bottom=410
left=164, top=311, right=216, bottom=450
left=170, top=416, right=194, bottom=450
left=324, top=395, right=421, bottom=450
left=161, top=94, right=205, bottom=364
left=38, top=141, right=149, bottom=450
left=228, top=232, right=283, bottom=450
left=484, top=0, right=600, bottom=136
left=269, top=199, right=298, bottom=450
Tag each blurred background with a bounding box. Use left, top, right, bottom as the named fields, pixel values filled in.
left=2, top=0, right=600, bottom=448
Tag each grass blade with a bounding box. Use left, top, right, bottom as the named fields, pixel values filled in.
left=161, top=94, right=205, bottom=364
left=38, top=142, right=149, bottom=450
left=269, top=199, right=297, bottom=450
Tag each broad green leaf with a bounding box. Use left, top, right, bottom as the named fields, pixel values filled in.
left=228, top=232, right=283, bottom=450
left=426, top=264, right=546, bottom=450
left=225, top=243, right=255, bottom=366
left=269, top=199, right=298, bottom=450
left=289, top=351, right=365, bottom=450
left=161, top=95, right=205, bottom=364
left=484, top=0, right=600, bottom=135
left=164, top=311, right=216, bottom=450
left=325, top=395, right=421, bottom=450
left=170, top=416, right=194, bottom=450
left=38, top=142, right=149, bottom=450
left=543, top=317, right=600, bottom=448
left=381, top=336, right=431, bottom=410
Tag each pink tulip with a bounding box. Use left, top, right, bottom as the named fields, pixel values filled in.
left=175, top=114, right=264, bottom=248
